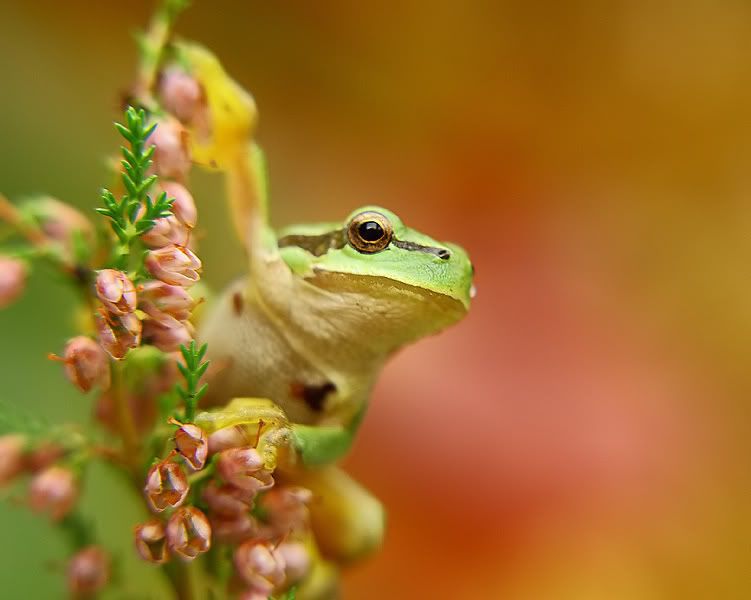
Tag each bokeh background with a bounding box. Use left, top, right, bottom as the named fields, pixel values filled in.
left=2, top=1, right=751, bottom=598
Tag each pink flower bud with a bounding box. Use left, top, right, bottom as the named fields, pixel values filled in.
left=202, top=481, right=253, bottom=517
left=260, top=486, right=312, bottom=537
left=32, top=197, right=93, bottom=255
left=24, top=442, right=64, bottom=473
left=217, top=447, right=274, bottom=494
left=96, top=312, right=141, bottom=359
left=234, top=541, right=286, bottom=595
left=0, top=434, right=26, bottom=486
left=141, top=214, right=189, bottom=248
left=0, top=256, right=26, bottom=309
left=166, top=506, right=211, bottom=561
left=58, top=336, right=110, bottom=392
left=67, top=546, right=110, bottom=597
left=134, top=520, right=169, bottom=564
left=29, top=465, right=77, bottom=521
left=277, top=541, right=311, bottom=584
left=239, top=590, right=271, bottom=600
left=159, top=181, right=197, bottom=229
left=145, top=245, right=201, bottom=287
left=159, top=68, right=204, bottom=125
left=151, top=118, right=191, bottom=181
left=143, top=315, right=194, bottom=353
left=95, top=269, right=137, bottom=315
left=210, top=512, right=258, bottom=544
left=144, top=460, right=189, bottom=512
left=208, top=425, right=250, bottom=454
left=140, top=280, right=194, bottom=321
left=172, top=421, right=208, bottom=471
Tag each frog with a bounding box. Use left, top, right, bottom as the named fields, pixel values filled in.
left=171, top=41, right=474, bottom=596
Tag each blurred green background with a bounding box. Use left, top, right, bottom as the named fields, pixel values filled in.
left=3, top=0, right=751, bottom=598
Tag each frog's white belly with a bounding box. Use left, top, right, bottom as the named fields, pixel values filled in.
left=198, top=279, right=345, bottom=424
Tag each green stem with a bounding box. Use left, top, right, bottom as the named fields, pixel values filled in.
left=137, top=0, right=190, bottom=108
left=164, top=561, right=196, bottom=600
left=110, top=362, right=140, bottom=472
left=60, top=511, right=94, bottom=549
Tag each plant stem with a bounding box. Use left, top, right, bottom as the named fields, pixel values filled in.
left=0, top=194, right=48, bottom=247
left=164, top=561, right=196, bottom=600
left=136, top=0, right=190, bottom=107
left=110, top=362, right=140, bottom=472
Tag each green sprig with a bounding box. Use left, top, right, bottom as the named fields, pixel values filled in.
left=176, top=341, right=210, bottom=422
left=96, top=106, right=173, bottom=269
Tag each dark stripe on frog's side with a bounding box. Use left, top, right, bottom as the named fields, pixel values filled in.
left=278, top=229, right=451, bottom=260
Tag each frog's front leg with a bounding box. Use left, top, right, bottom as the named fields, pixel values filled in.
left=289, top=397, right=369, bottom=465
left=196, top=400, right=383, bottom=561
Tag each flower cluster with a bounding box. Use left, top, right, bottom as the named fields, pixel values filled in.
left=0, top=101, right=207, bottom=596
left=0, top=431, right=113, bottom=596
left=136, top=415, right=312, bottom=597
left=0, top=3, right=318, bottom=598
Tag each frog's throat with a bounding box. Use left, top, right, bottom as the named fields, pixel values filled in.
left=277, top=229, right=451, bottom=260
left=299, top=270, right=468, bottom=345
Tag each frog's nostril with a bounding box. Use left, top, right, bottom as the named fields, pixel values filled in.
left=437, top=249, right=451, bottom=260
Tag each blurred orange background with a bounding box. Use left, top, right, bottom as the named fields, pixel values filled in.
left=1, top=1, right=751, bottom=598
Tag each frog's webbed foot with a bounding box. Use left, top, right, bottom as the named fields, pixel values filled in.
left=166, top=41, right=270, bottom=256
left=194, top=397, right=293, bottom=469
left=170, top=41, right=256, bottom=170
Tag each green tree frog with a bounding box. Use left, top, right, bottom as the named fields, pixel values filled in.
left=174, top=42, right=474, bottom=588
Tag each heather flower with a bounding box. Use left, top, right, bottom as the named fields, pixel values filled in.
left=210, top=512, right=258, bottom=544
left=151, top=117, right=191, bottom=181
left=0, top=434, right=26, bottom=486
left=159, top=69, right=204, bottom=125
left=166, top=506, right=211, bottom=560
left=95, top=269, right=137, bottom=315
left=30, top=197, right=93, bottom=255
left=143, top=315, right=194, bottom=353
left=234, top=540, right=286, bottom=595
left=140, top=280, right=194, bottom=321
left=277, top=541, right=311, bottom=584
left=144, top=460, right=189, bottom=512
left=171, top=420, right=208, bottom=470
left=96, top=311, right=141, bottom=359
left=260, top=486, right=312, bottom=537
left=56, top=336, right=110, bottom=392
left=134, top=520, right=169, bottom=564
left=208, top=425, right=250, bottom=454
left=217, top=447, right=274, bottom=494
left=202, top=481, right=253, bottom=516
left=29, top=465, right=78, bottom=521
left=158, top=181, right=197, bottom=229
left=238, top=591, right=271, bottom=600
left=141, top=213, right=188, bottom=248
left=145, top=244, right=201, bottom=287
left=67, top=546, right=110, bottom=597
left=25, top=442, right=65, bottom=473
left=0, top=256, right=26, bottom=308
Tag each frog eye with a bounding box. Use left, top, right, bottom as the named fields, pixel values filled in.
left=346, top=211, right=393, bottom=253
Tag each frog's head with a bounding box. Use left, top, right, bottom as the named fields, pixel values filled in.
left=277, top=206, right=474, bottom=348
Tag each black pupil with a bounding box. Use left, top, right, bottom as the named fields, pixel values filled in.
left=358, top=221, right=384, bottom=242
